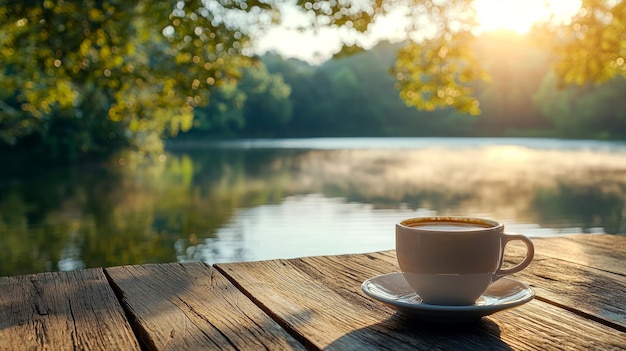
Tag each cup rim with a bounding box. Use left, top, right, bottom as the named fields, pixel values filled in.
left=397, top=216, right=503, bottom=232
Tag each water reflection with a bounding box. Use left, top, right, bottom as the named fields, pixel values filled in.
left=1, top=138, right=625, bottom=276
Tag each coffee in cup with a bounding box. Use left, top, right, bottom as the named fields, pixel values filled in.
left=396, top=216, right=534, bottom=305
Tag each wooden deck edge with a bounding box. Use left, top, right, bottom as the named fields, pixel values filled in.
left=213, top=263, right=320, bottom=351
left=103, top=267, right=154, bottom=351
left=0, top=268, right=143, bottom=351
left=534, top=295, right=626, bottom=333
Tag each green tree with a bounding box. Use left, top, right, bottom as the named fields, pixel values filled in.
left=192, top=82, right=247, bottom=136
left=191, top=63, right=292, bottom=137
left=299, top=0, right=626, bottom=115
left=261, top=53, right=324, bottom=136
left=535, top=72, right=626, bottom=138
left=0, top=0, right=271, bottom=161
left=239, top=64, right=293, bottom=136
left=3, top=0, right=625, bottom=164
left=552, top=0, right=626, bottom=86
left=470, top=32, right=553, bottom=135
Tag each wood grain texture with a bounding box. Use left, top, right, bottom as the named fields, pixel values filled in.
left=504, top=237, right=626, bottom=331
left=565, top=234, right=626, bottom=252
left=529, top=235, right=626, bottom=275
left=0, top=268, right=141, bottom=351
left=105, top=262, right=305, bottom=351
left=216, top=245, right=626, bottom=351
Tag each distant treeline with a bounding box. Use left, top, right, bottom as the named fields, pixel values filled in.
left=184, top=33, right=626, bottom=141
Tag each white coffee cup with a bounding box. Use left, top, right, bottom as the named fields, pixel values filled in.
left=396, top=216, right=534, bottom=305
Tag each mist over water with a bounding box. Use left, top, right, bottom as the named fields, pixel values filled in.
left=187, top=138, right=626, bottom=263
left=2, top=138, right=625, bottom=276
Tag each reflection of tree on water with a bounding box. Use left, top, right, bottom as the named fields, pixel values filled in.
left=175, top=230, right=248, bottom=264
left=57, top=230, right=86, bottom=271
left=533, top=183, right=626, bottom=234
left=2, top=140, right=626, bottom=276
left=286, top=146, right=626, bottom=234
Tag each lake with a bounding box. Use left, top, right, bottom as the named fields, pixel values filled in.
left=1, top=137, right=625, bottom=277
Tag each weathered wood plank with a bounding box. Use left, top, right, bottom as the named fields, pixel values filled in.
left=565, top=234, right=626, bottom=252
left=0, top=268, right=141, bottom=351
left=356, top=237, right=626, bottom=332
left=105, top=262, right=305, bottom=351
left=504, top=244, right=626, bottom=331
left=529, top=235, right=626, bottom=275
left=216, top=251, right=626, bottom=351
left=302, top=249, right=626, bottom=336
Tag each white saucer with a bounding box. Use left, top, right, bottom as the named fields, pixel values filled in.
left=361, top=273, right=534, bottom=323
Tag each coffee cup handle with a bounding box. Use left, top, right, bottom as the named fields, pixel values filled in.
left=493, top=234, right=534, bottom=281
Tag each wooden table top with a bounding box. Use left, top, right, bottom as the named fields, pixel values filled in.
left=1, top=234, right=624, bottom=350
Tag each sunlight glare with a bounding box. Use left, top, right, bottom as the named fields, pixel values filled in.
left=473, top=0, right=581, bottom=34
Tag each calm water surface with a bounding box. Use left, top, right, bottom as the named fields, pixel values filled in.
left=2, top=137, right=626, bottom=276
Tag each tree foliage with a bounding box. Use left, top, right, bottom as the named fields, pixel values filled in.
left=191, top=62, right=292, bottom=137
left=296, top=0, right=488, bottom=115
left=1, top=0, right=625, bottom=163
left=0, top=0, right=271, bottom=161
left=195, top=38, right=623, bottom=140
left=535, top=72, right=626, bottom=139
left=297, top=0, right=625, bottom=114
left=553, top=0, right=626, bottom=86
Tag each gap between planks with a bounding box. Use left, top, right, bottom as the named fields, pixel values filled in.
left=212, top=262, right=320, bottom=351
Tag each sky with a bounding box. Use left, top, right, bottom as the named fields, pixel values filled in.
left=252, top=0, right=582, bottom=65
left=253, top=4, right=409, bottom=64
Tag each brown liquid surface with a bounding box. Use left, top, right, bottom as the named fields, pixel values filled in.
left=410, top=221, right=491, bottom=231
